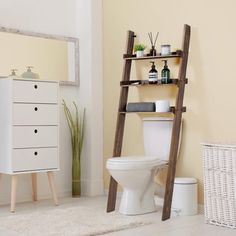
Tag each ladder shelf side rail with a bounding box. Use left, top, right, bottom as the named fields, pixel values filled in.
left=162, top=24, right=191, bottom=221
left=107, top=30, right=135, bottom=212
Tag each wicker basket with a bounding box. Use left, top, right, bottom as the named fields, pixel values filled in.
left=202, top=143, right=236, bottom=229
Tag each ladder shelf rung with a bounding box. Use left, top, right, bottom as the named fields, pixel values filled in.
left=123, top=50, right=182, bottom=60
left=120, top=79, right=188, bottom=87
left=119, top=106, right=186, bottom=114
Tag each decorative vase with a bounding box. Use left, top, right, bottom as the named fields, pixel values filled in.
left=62, top=99, right=85, bottom=198
left=136, top=50, right=144, bottom=58
left=150, top=46, right=157, bottom=56
left=72, top=158, right=81, bottom=197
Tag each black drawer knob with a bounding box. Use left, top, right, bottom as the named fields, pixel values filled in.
left=34, top=84, right=38, bottom=89
left=34, top=107, right=38, bottom=111
left=34, top=129, right=38, bottom=133
left=34, top=151, right=38, bottom=156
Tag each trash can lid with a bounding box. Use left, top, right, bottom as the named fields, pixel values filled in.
left=174, top=177, right=197, bottom=184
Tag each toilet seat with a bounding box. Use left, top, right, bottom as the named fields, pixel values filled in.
left=107, top=156, right=167, bottom=170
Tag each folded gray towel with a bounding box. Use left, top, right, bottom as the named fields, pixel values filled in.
left=126, top=102, right=155, bottom=112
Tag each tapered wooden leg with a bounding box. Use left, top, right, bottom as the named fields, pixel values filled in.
left=11, top=175, right=17, bottom=213
left=47, top=171, right=58, bottom=206
left=162, top=121, right=180, bottom=220
left=107, top=177, right=118, bottom=212
left=31, top=173, right=37, bottom=201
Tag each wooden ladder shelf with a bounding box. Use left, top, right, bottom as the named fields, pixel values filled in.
left=107, top=24, right=191, bottom=221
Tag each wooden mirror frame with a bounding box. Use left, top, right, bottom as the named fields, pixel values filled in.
left=0, top=26, right=79, bottom=86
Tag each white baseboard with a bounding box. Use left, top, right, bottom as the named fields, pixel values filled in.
left=0, top=190, right=71, bottom=206
left=81, top=179, right=104, bottom=196
left=198, top=204, right=204, bottom=214
left=104, top=189, right=122, bottom=198
left=0, top=178, right=104, bottom=206
left=0, top=179, right=104, bottom=206
left=104, top=188, right=204, bottom=215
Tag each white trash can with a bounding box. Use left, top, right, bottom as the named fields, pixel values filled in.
left=172, top=177, right=198, bottom=216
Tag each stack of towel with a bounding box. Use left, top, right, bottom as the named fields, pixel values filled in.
left=126, top=102, right=155, bottom=112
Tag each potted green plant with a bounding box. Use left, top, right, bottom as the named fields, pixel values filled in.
left=62, top=100, right=85, bottom=197
left=134, top=44, right=146, bottom=57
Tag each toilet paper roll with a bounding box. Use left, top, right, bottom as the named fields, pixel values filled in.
left=155, top=100, right=170, bottom=112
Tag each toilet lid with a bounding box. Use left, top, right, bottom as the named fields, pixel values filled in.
left=106, top=156, right=167, bottom=170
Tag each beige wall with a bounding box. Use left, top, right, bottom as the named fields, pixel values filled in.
left=0, top=32, right=68, bottom=81
left=103, top=0, right=236, bottom=203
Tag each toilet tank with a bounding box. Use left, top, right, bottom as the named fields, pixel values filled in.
left=143, top=117, right=173, bottom=161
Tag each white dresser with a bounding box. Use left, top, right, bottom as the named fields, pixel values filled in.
left=0, top=78, right=59, bottom=211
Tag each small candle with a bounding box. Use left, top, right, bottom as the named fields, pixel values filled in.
left=161, top=45, right=171, bottom=55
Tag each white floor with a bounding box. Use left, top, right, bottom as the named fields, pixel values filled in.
left=0, top=196, right=235, bottom=236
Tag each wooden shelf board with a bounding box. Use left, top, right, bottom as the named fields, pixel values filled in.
left=120, top=79, right=188, bottom=87
left=123, top=50, right=182, bottom=60
left=120, top=111, right=174, bottom=115
left=120, top=106, right=186, bottom=114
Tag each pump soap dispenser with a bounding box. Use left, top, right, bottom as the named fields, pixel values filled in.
left=148, top=61, right=158, bottom=82
left=8, top=69, right=20, bottom=79
left=161, top=60, right=170, bottom=84
left=21, top=66, right=40, bottom=79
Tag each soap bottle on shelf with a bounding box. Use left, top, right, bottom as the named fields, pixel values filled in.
left=148, top=61, right=158, bottom=82
left=161, top=60, right=171, bottom=84
left=21, top=66, right=40, bottom=79
left=8, top=69, right=20, bottom=79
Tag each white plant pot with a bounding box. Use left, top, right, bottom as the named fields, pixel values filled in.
left=136, top=50, right=144, bottom=58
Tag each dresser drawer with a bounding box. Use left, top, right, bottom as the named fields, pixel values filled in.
left=13, top=126, right=58, bottom=148
left=13, top=104, right=58, bottom=125
left=13, top=80, right=58, bottom=104
left=12, top=148, right=58, bottom=172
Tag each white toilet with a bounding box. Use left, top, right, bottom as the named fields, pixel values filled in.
left=106, top=117, right=176, bottom=215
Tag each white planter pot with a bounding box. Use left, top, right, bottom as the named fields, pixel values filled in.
left=136, top=50, right=144, bottom=58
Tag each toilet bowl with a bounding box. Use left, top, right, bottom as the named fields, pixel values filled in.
left=107, top=156, right=167, bottom=215
left=107, top=117, right=181, bottom=215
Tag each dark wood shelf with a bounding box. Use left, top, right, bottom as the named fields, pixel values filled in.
left=123, top=50, right=182, bottom=60
left=119, top=106, right=186, bottom=114
left=120, top=79, right=188, bottom=87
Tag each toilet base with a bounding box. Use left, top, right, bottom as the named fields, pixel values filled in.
left=119, top=186, right=156, bottom=215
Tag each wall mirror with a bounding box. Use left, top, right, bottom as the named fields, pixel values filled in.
left=0, top=26, right=79, bottom=86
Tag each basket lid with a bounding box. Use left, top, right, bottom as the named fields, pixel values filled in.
left=201, top=142, right=236, bottom=148
left=174, top=177, right=197, bottom=184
